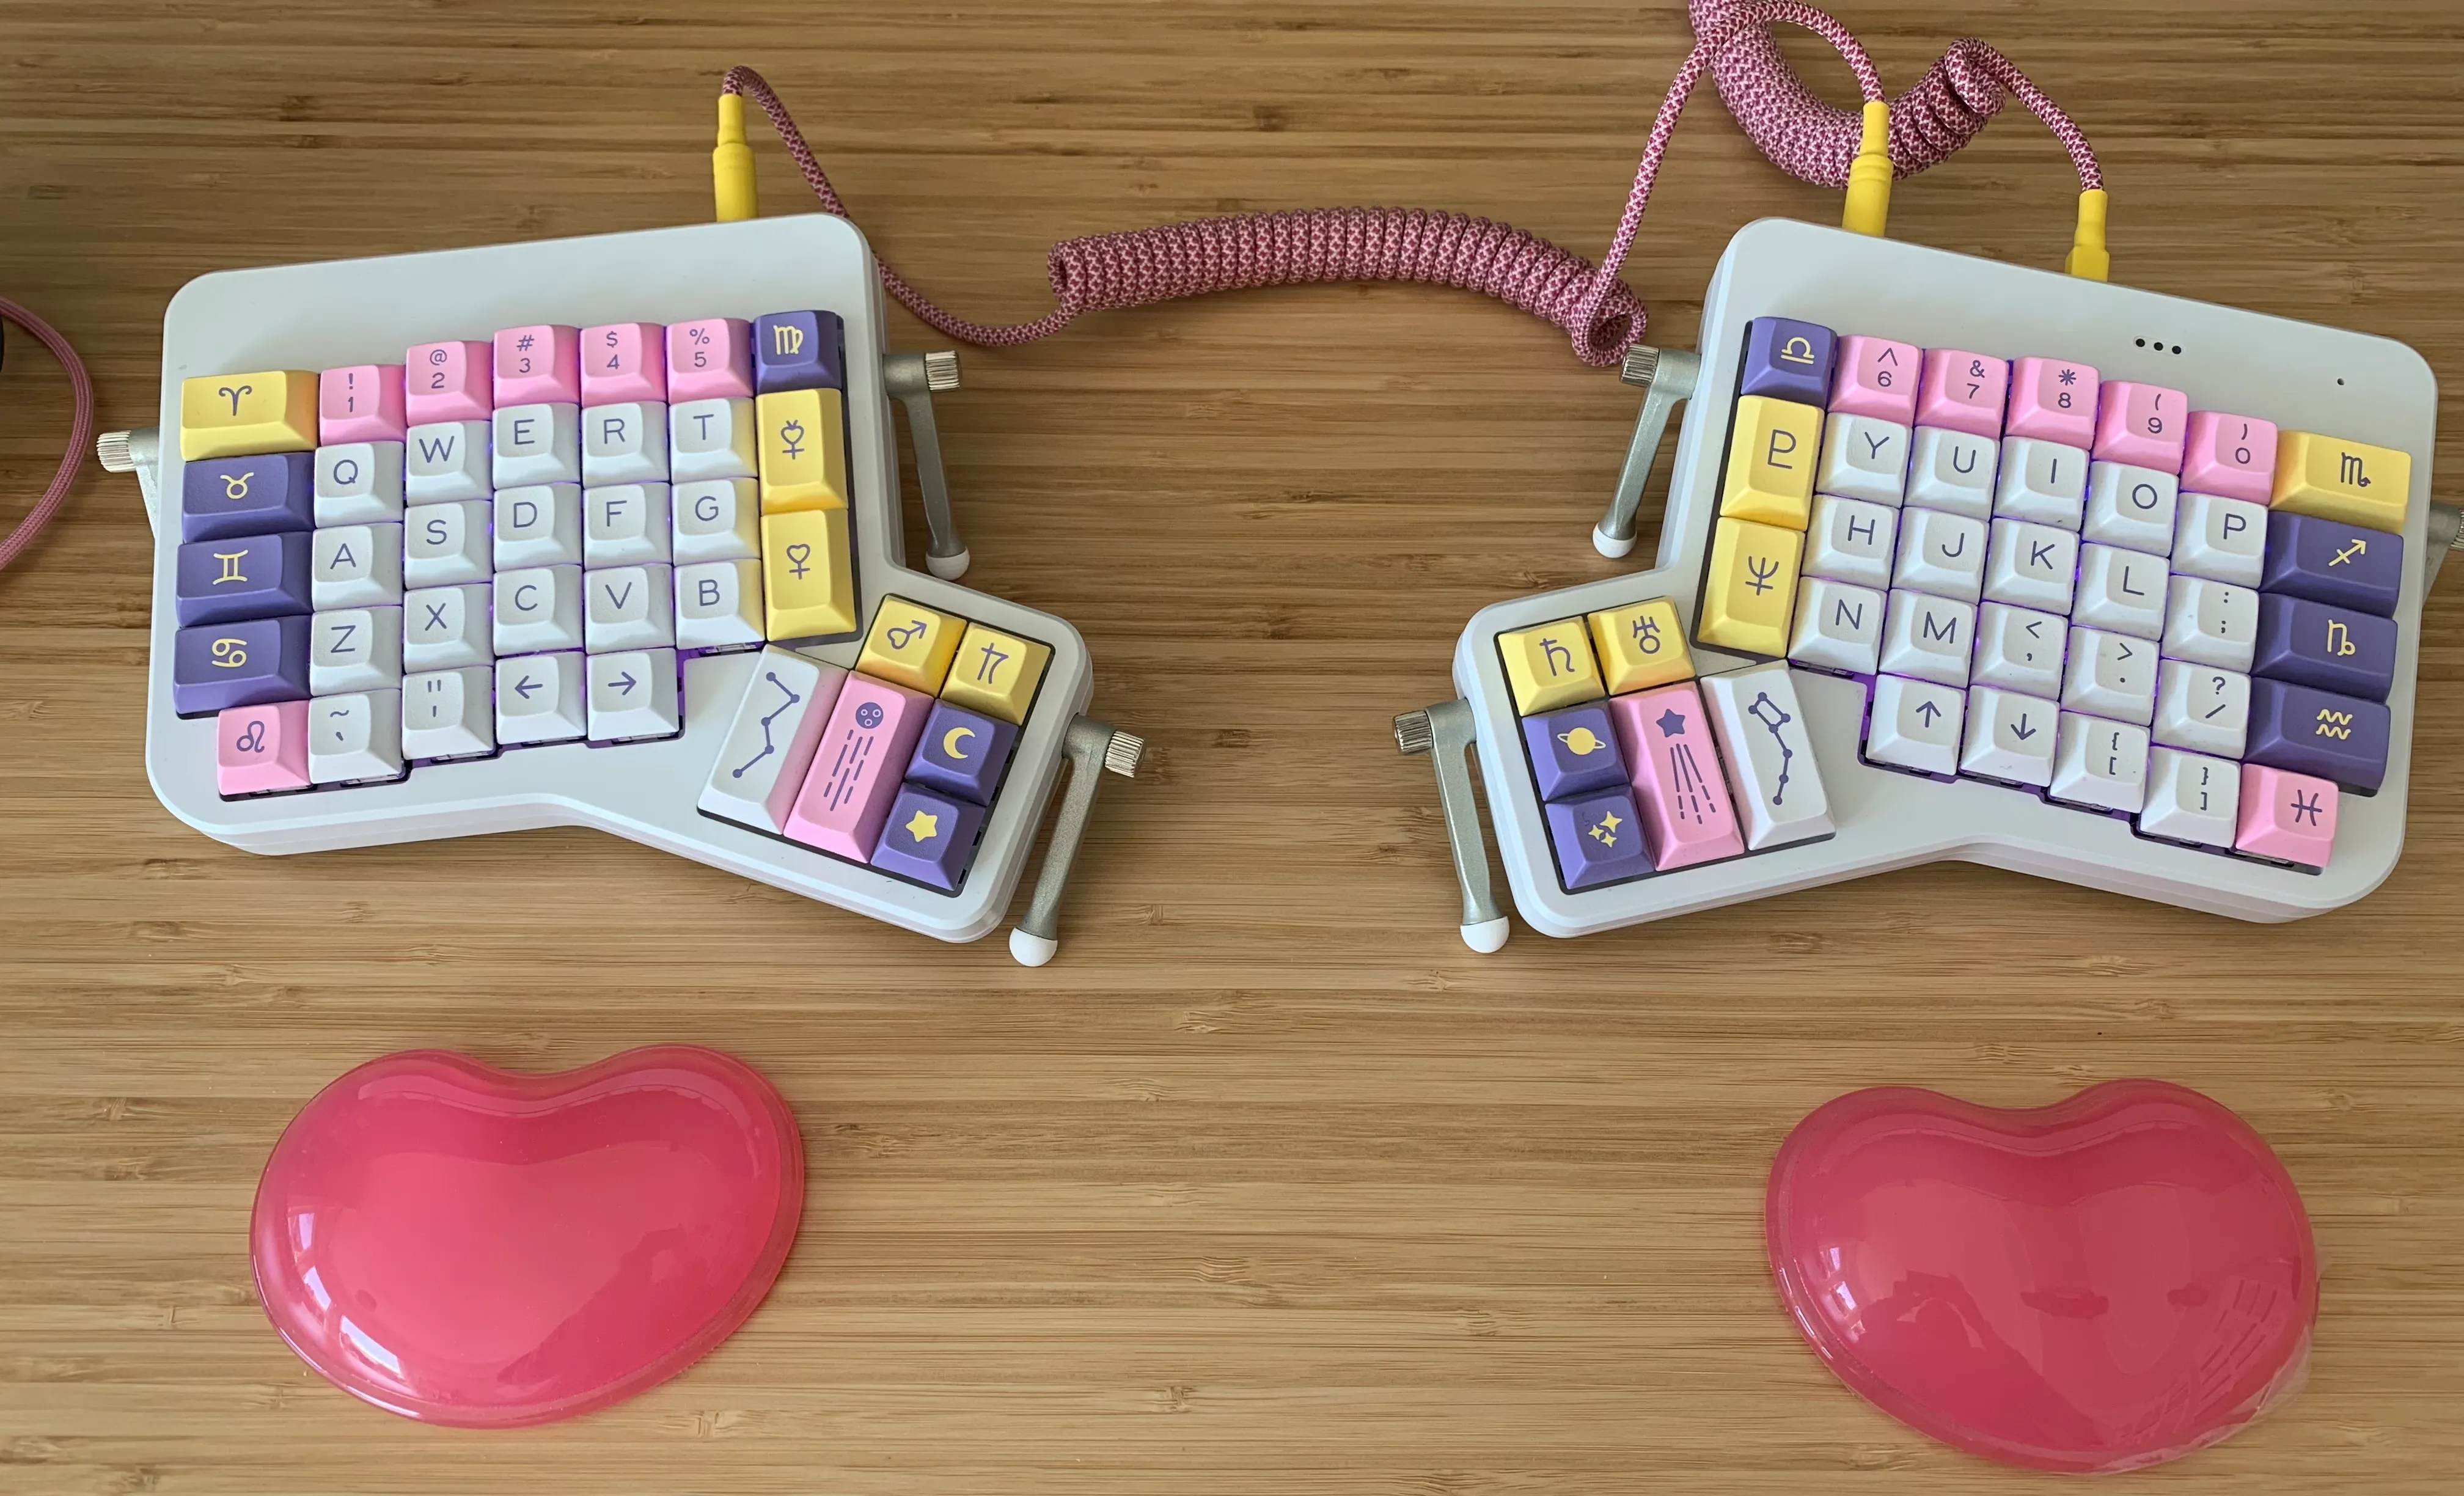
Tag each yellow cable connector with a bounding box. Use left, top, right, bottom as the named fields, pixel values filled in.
left=1841, top=100, right=1892, bottom=238
left=2065, top=188, right=2110, bottom=282
left=714, top=92, right=757, bottom=222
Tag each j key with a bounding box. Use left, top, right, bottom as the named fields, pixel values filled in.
left=172, top=615, right=311, bottom=717
left=313, top=441, right=407, bottom=525
left=2259, top=512, right=2404, bottom=617
left=2252, top=594, right=2397, bottom=702
left=587, top=648, right=683, bottom=743
left=1607, top=683, right=1746, bottom=871
left=404, top=420, right=492, bottom=504
left=785, top=672, right=933, bottom=859
left=2235, top=763, right=2339, bottom=868
left=2050, top=711, right=2150, bottom=815
left=906, top=700, right=1019, bottom=806
left=402, top=667, right=496, bottom=761
left=306, top=689, right=406, bottom=785
left=309, top=606, right=405, bottom=696
left=2245, top=678, right=2390, bottom=793
left=2140, top=747, right=2240, bottom=850
left=1701, top=664, right=1833, bottom=849
left=1544, top=787, right=1654, bottom=891
left=216, top=700, right=312, bottom=796
left=1891, top=507, right=1985, bottom=604
left=495, top=651, right=588, bottom=746
left=403, top=584, right=494, bottom=672
left=1739, top=317, right=1836, bottom=406
left=2172, top=491, right=2269, bottom=587
left=752, top=310, right=847, bottom=394
left=1522, top=701, right=1627, bottom=802
left=870, top=783, right=989, bottom=892
left=1958, top=684, right=2058, bottom=788
left=174, top=532, right=312, bottom=626
left=700, top=647, right=848, bottom=833
left=182, top=452, right=314, bottom=541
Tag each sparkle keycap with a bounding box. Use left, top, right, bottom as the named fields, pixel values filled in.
left=175, top=532, right=312, bottom=626
left=2259, top=512, right=2402, bottom=617
left=870, top=784, right=988, bottom=891
left=906, top=700, right=1018, bottom=805
left=2252, top=594, right=2397, bottom=702
left=1607, top=683, right=1745, bottom=871
left=216, top=700, right=312, bottom=796
left=1522, top=702, right=1626, bottom=802
left=1544, top=788, right=1654, bottom=890
left=182, top=452, right=316, bottom=542
left=1739, top=317, right=1836, bottom=407
left=180, top=370, right=319, bottom=460
left=785, top=673, right=931, bottom=860
left=752, top=310, right=846, bottom=394
left=2245, top=677, right=2389, bottom=792
left=2271, top=431, right=2410, bottom=532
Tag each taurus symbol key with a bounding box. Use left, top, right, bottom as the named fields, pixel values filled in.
left=220, top=471, right=252, bottom=501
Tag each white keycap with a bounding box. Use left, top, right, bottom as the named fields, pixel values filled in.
left=403, top=583, right=493, bottom=672
left=1804, top=493, right=1897, bottom=588
left=2161, top=574, right=2258, bottom=672
left=1814, top=413, right=1909, bottom=505
left=669, top=397, right=759, bottom=482
left=2062, top=626, right=2157, bottom=725
left=1701, top=663, right=1833, bottom=849
left=494, top=483, right=584, bottom=569
left=1879, top=588, right=1975, bottom=686
left=402, top=666, right=496, bottom=760
left=1959, top=684, right=2059, bottom=787
left=2153, top=659, right=2251, bottom=758
left=1787, top=576, right=1884, bottom=675
left=405, top=420, right=492, bottom=503
left=1982, top=518, right=2078, bottom=614
left=2172, top=491, right=2268, bottom=587
left=1866, top=673, right=1964, bottom=776
left=309, top=606, right=404, bottom=695
left=584, top=483, right=673, bottom=566
left=700, top=646, right=849, bottom=832
left=672, top=478, right=762, bottom=564
left=2074, top=544, right=2168, bottom=639
left=307, top=689, right=406, bottom=785
left=493, top=565, right=585, bottom=655
left=1993, top=436, right=2089, bottom=530
left=675, top=559, right=766, bottom=651
left=1906, top=427, right=1998, bottom=519
left=495, top=651, right=588, bottom=746
left=2050, top=711, right=2150, bottom=813
left=492, top=402, right=582, bottom=487
left=311, top=522, right=404, bottom=609
left=587, top=647, right=683, bottom=743
left=403, top=499, right=493, bottom=588
left=2083, top=461, right=2178, bottom=554
left=1972, top=603, right=2069, bottom=698
left=2140, top=747, right=2241, bottom=848
left=1890, top=507, right=1985, bottom=603
left=584, top=563, right=675, bottom=652
left=581, top=402, right=670, bottom=485
left=314, top=442, right=406, bottom=524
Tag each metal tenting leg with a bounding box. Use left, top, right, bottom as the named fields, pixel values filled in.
left=1593, top=345, right=1700, bottom=560
left=1010, top=716, right=1144, bottom=966
left=2426, top=502, right=2463, bottom=593
left=1394, top=700, right=1509, bottom=953
left=882, top=350, right=970, bottom=579
left=95, top=427, right=163, bottom=538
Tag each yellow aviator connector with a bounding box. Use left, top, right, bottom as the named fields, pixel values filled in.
left=714, top=92, right=758, bottom=221
left=1840, top=100, right=1892, bottom=237
left=2066, top=188, right=2111, bottom=282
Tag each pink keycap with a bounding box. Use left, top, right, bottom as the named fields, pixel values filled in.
left=1914, top=348, right=2009, bottom=439
left=2235, top=763, right=2338, bottom=868
left=1828, top=335, right=1920, bottom=424
left=581, top=321, right=667, bottom=404
left=216, top=700, right=311, bottom=796
left=667, top=318, right=755, bottom=401
left=2181, top=410, right=2278, bottom=503
left=1607, top=683, right=1745, bottom=871
left=2094, top=380, right=2188, bottom=472
left=783, top=673, right=932, bottom=859
left=404, top=340, right=494, bottom=422
left=494, top=324, right=582, bottom=406
left=2003, top=356, right=2099, bottom=446
left=319, top=364, right=406, bottom=444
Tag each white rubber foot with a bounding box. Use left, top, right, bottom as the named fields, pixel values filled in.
left=927, top=547, right=972, bottom=581
left=1009, top=926, right=1058, bottom=967
left=1461, top=917, right=1510, bottom=954
left=1592, top=523, right=1637, bottom=560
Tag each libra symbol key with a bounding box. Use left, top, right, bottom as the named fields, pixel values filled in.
left=1744, top=554, right=1781, bottom=596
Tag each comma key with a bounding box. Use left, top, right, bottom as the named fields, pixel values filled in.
left=700, top=646, right=847, bottom=833
left=1542, top=787, right=1654, bottom=892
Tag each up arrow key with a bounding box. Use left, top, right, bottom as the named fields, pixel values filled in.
left=1915, top=700, right=1943, bottom=727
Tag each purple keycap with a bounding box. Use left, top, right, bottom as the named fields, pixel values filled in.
left=1522, top=702, right=1627, bottom=802
left=2253, top=593, right=2397, bottom=703
left=869, top=782, right=987, bottom=891
left=2260, top=511, right=2404, bottom=617
left=2246, top=677, right=2390, bottom=793
left=1543, top=787, right=1654, bottom=892
left=174, top=531, right=313, bottom=627
left=1739, top=317, right=1837, bottom=407
left=172, top=615, right=311, bottom=717
left=182, top=452, right=315, bottom=542
left=752, top=310, right=845, bottom=394
left=906, top=700, right=1017, bottom=805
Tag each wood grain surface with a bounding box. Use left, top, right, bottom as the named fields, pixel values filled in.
left=4, top=2, right=2463, bottom=1491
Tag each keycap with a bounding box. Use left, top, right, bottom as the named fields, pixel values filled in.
left=942, top=622, right=1053, bottom=725
left=760, top=507, right=857, bottom=643
left=580, top=323, right=667, bottom=405
left=2003, top=356, right=2099, bottom=447
left=754, top=388, right=851, bottom=512
left=402, top=667, right=496, bottom=761
left=1992, top=437, right=2089, bottom=531
left=179, top=370, right=319, bottom=461
left=403, top=583, right=493, bottom=672
left=306, top=689, right=406, bottom=785
left=870, top=783, right=990, bottom=890
left=319, top=365, right=407, bottom=445
left=2153, top=659, right=2250, bottom=758
left=1959, top=684, right=2058, bottom=787
left=1701, top=664, right=1832, bottom=849
left=494, top=565, right=585, bottom=655
left=403, top=499, right=493, bottom=588
left=673, top=559, right=765, bottom=651
left=700, top=649, right=849, bottom=832
left=1891, top=506, right=1985, bottom=603
left=1607, top=683, right=1746, bottom=870
left=1982, top=518, right=2077, bottom=615
left=496, top=651, right=588, bottom=746
left=1879, top=589, right=1973, bottom=687
left=492, top=403, right=582, bottom=487
left=2083, top=461, right=2177, bottom=554
left=581, top=402, right=670, bottom=486
left=2074, top=544, right=2167, bottom=640
left=1973, top=603, right=2068, bottom=698
left=494, top=324, right=581, bottom=406
left=857, top=597, right=967, bottom=693
left=583, top=483, right=673, bottom=566
left=1497, top=618, right=1602, bottom=716
left=1915, top=349, right=2008, bottom=440
left=2181, top=411, right=2276, bottom=504
left=2140, top=747, right=2240, bottom=849
left=667, top=318, right=755, bottom=402
left=907, top=700, right=1019, bottom=805
left=1697, top=517, right=1802, bottom=658
left=1805, top=494, right=1897, bottom=589
left=494, top=483, right=584, bottom=568
left=672, top=478, right=762, bottom=564
left=1544, top=787, right=1654, bottom=890
left=173, top=615, right=312, bottom=716
left=405, top=340, right=494, bottom=423
left=2093, top=381, right=2187, bottom=472
left=1786, top=577, right=1884, bottom=676
left=584, top=564, right=675, bottom=653
left=175, top=532, right=313, bottom=626
left=1814, top=412, right=1909, bottom=505
left=2253, top=593, right=2397, bottom=702
left=1720, top=395, right=1823, bottom=527
left=752, top=310, right=846, bottom=394
left=1739, top=317, right=1835, bottom=406
left=1865, top=673, right=1964, bottom=777
left=1586, top=598, right=1692, bottom=694
left=314, top=441, right=408, bottom=524
left=2235, top=763, right=2338, bottom=868
left=1522, top=702, right=1627, bottom=802
left=182, top=452, right=316, bottom=542
left=1828, top=335, right=1920, bottom=425
left=670, top=398, right=760, bottom=483
left=587, top=647, right=682, bottom=742
left=2050, top=712, right=2150, bottom=814
left=2173, top=491, right=2269, bottom=587
left=2160, top=576, right=2257, bottom=673
left=216, top=700, right=312, bottom=796
left=310, top=606, right=405, bottom=695
left=2260, top=512, right=2402, bottom=617
left=405, top=420, right=493, bottom=503
left=2271, top=431, right=2410, bottom=533
left=2061, top=627, right=2157, bottom=726
left=1906, top=427, right=1998, bottom=519
left=785, top=672, right=933, bottom=859
left=310, top=523, right=404, bottom=609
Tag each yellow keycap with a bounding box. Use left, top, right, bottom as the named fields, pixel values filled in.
left=755, top=388, right=851, bottom=512
left=760, top=507, right=856, bottom=641
left=1697, top=517, right=1803, bottom=658
left=1496, top=620, right=1604, bottom=716
left=179, top=370, right=318, bottom=461
left=1719, top=395, right=1823, bottom=530
left=941, top=622, right=1051, bottom=724
left=856, top=596, right=966, bottom=692
left=1588, top=597, right=1693, bottom=694
left=2272, top=430, right=2411, bottom=533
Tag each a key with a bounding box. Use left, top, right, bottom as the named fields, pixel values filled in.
left=215, top=700, right=312, bottom=796
left=403, top=341, right=494, bottom=424
left=172, top=616, right=311, bottom=717
left=754, top=388, right=851, bottom=512
left=1915, top=349, right=2009, bottom=439
left=2140, top=747, right=2240, bottom=849
left=491, top=402, right=582, bottom=488
left=1786, top=577, right=1884, bottom=676
left=583, top=564, right=675, bottom=653
left=174, top=532, right=314, bottom=627
left=1814, top=413, right=1909, bottom=507
left=493, top=324, right=581, bottom=406
left=2093, top=381, right=2187, bottom=473
left=309, top=606, right=405, bottom=695
left=760, top=507, right=857, bottom=644
left=870, top=783, right=991, bottom=891
left=181, top=452, right=315, bottom=543
left=2050, top=712, right=2150, bottom=813
left=2003, top=356, right=2099, bottom=447
left=784, top=672, right=934, bottom=859
left=587, top=647, right=682, bottom=742
left=2083, top=461, right=2178, bottom=554
left=1982, top=518, right=2077, bottom=614
left=1865, top=673, right=1964, bottom=777
left=700, top=647, right=849, bottom=832
left=666, top=318, right=755, bottom=403
left=313, top=441, right=407, bottom=524
left=1521, top=700, right=1627, bottom=802
left=1701, top=664, right=1833, bottom=850
left=2259, top=512, right=2403, bottom=617
left=752, top=310, right=846, bottom=394
left=1891, top=506, right=1985, bottom=603
left=307, top=689, right=407, bottom=785
left=403, top=420, right=493, bottom=504
left=403, top=499, right=494, bottom=588
left=1827, top=334, right=1920, bottom=425
left=1586, top=598, right=1692, bottom=694
left=669, top=398, right=760, bottom=483
left=2253, top=593, right=2397, bottom=702
left=1805, top=494, right=1897, bottom=589
left=1959, top=684, right=2059, bottom=788
left=1879, top=589, right=1974, bottom=687
left=580, top=323, right=667, bottom=405
left=318, top=365, right=408, bottom=446
left=673, top=560, right=766, bottom=651
left=1605, top=682, right=1746, bottom=870
left=494, top=650, right=588, bottom=746
left=179, top=369, right=318, bottom=461
left=583, top=483, right=673, bottom=566
left=2235, top=763, right=2338, bottom=868
left=1720, top=395, right=1824, bottom=528
left=2073, top=544, right=2168, bottom=640
left=2062, top=627, right=2158, bottom=725
left=1697, top=517, right=1803, bottom=658
left=310, top=522, right=405, bottom=609
left=2271, top=431, right=2410, bottom=533
left=907, top=700, right=1021, bottom=806
left=493, top=483, right=584, bottom=569
left=2160, top=576, right=2257, bottom=673
left=493, top=565, right=585, bottom=655
left=2182, top=411, right=2277, bottom=504
left=1543, top=787, right=1654, bottom=891
left=2172, top=491, right=2269, bottom=587
left=855, top=597, right=967, bottom=694
left=1906, top=427, right=1998, bottom=519
left=402, top=584, right=494, bottom=672
left=2245, top=678, right=2389, bottom=793
left=1971, top=603, right=2068, bottom=698
left=581, top=402, right=670, bottom=486
left=2152, top=659, right=2251, bottom=758
left=671, top=478, right=761, bottom=563
left=1992, top=436, right=2089, bottom=530
left=401, top=666, right=497, bottom=761
left=941, top=622, right=1053, bottom=725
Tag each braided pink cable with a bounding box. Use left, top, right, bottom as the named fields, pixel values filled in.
left=0, top=296, right=95, bottom=575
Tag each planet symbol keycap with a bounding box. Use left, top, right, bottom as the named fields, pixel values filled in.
left=1521, top=702, right=1627, bottom=802
left=856, top=702, right=883, bottom=729
left=1557, top=725, right=1605, bottom=757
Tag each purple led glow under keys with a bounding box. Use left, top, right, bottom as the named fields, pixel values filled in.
left=2245, top=677, right=2391, bottom=793
left=1738, top=317, right=1836, bottom=407
left=174, top=532, right=313, bottom=626
left=172, top=615, right=311, bottom=717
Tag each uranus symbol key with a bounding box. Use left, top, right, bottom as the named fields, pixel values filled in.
left=234, top=719, right=266, bottom=754
left=779, top=419, right=807, bottom=459
left=886, top=619, right=926, bottom=650
left=784, top=542, right=812, bottom=579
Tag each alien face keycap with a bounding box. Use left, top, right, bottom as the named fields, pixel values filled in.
left=1521, top=702, right=1626, bottom=802
left=2252, top=593, right=2396, bottom=702
left=869, top=783, right=988, bottom=890
left=1543, top=787, right=1652, bottom=890
left=752, top=310, right=845, bottom=394
left=2259, top=511, right=2403, bottom=617
left=1739, top=316, right=1836, bottom=406
left=174, top=532, right=314, bottom=626
left=182, top=452, right=317, bottom=542
left=906, top=700, right=1018, bottom=805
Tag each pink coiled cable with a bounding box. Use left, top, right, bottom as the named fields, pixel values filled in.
left=0, top=296, right=96, bottom=576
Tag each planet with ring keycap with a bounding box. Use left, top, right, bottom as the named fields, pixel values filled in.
left=1557, top=725, right=1605, bottom=757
